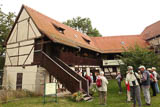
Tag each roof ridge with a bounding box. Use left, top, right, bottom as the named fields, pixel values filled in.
left=91, top=35, right=140, bottom=39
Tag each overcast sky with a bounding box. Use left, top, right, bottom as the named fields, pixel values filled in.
left=1, top=0, right=160, bottom=36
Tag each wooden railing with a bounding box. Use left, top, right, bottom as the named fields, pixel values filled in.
left=34, top=51, right=82, bottom=93
left=53, top=57, right=89, bottom=94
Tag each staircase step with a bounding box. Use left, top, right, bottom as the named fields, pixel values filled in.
left=83, top=96, right=92, bottom=101
left=82, top=94, right=88, bottom=97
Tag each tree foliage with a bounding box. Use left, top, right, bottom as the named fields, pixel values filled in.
left=0, top=7, right=16, bottom=55
left=119, top=45, right=160, bottom=74
left=63, top=16, right=102, bottom=37
left=0, top=6, right=16, bottom=69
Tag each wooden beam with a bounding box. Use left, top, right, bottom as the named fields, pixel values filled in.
left=27, top=18, right=30, bottom=40
left=17, top=17, right=30, bottom=23
left=17, top=42, right=20, bottom=65
left=16, top=23, right=18, bottom=42
left=10, top=54, right=29, bottom=57
left=29, top=21, right=37, bottom=37
left=7, top=43, right=34, bottom=49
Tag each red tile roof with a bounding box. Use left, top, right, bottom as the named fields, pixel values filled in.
left=141, top=21, right=160, bottom=40
left=23, top=5, right=101, bottom=53
left=91, top=35, right=149, bottom=53
left=7, top=5, right=149, bottom=54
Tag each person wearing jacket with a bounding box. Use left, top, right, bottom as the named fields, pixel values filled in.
left=97, top=71, right=109, bottom=105
left=152, top=67, right=160, bottom=94
left=148, top=68, right=156, bottom=96
left=116, top=71, right=122, bottom=94
left=126, top=66, right=142, bottom=107
left=139, top=65, right=151, bottom=106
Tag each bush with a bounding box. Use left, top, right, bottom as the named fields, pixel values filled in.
left=0, top=90, right=8, bottom=103
left=89, top=84, right=97, bottom=96
left=71, top=91, right=83, bottom=102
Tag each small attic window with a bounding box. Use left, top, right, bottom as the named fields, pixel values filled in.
left=52, top=24, right=65, bottom=34
left=121, top=41, right=125, bottom=45
left=82, top=37, right=90, bottom=44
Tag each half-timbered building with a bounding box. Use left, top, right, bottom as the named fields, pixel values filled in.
left=3, top=5, right=149, bottom=94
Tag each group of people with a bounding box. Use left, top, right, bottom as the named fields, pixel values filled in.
left=124, top=65, right=159, bottom=107
left=77, top=66, right=159, bottom=106
left=95, top=65, right=159, bottom=107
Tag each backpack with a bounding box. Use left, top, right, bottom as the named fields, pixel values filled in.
left=96, top=77, right=102, bottom=87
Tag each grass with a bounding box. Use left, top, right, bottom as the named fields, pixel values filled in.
left=1, top=80, right=160, bottom=107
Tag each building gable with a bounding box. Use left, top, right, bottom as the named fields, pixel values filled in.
left=7, top=7, right=41, bottom=44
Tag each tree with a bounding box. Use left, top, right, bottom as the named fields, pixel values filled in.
left=0, top=6, right=16, bottom=69
left=119, top=45, right=160, bottom=75
left=0, top=6, right=16, bottom=56
left=63, top=16, right=102, bottom=37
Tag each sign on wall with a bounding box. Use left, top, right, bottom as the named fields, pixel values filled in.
left=103, top=60, right=124, bottom=66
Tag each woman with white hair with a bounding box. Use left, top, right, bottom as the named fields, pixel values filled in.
left=126, top=66, right=142, bottom=107
left=97, top=71, right=109, bottom=105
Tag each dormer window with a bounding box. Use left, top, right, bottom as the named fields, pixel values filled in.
left=52, top=24, right=65, bottom=34
left=82, top=37, right=90, bottom=44
left=121, top=41, right=125, bottom=45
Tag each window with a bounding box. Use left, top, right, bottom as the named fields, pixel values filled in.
left=82, top=37, right=90, bottom=44
left=121, top=41, right=125, bottom=45
left=52, top=24, right=65, bottom=34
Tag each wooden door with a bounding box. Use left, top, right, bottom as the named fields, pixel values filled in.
left=16, top=73, right=23, bottom=90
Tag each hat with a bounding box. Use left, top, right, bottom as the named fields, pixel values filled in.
left=147, top=68, right=152, bottom=71
left=127, top=66, right=133, bottom=69
left=152, top=67, right=156, bottom=70
left=139, top=65, right=146, bottom=69
left=100, top=71, right=104, bottom=75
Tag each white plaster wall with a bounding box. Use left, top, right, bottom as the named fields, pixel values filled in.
left=20, top=40, right=34, bottom=46
left=29, top=19, right=41, bottom=38
left=10, top=57, right=18, bottom=65
left=17, top=20, right=28, bottom=42
left=5, top=55, right=11, bottom=65
left=35, top=67, right=50, bottom=94
left=6, top=48, right=18, bottom=56
left=18, top=9, right=29, bottom=21
left=5, top=66, right=37, bottom=91
left=19, top=45, right=33, bottom=55
left=7, top=43, right=18, bottom=48
left=18, top=55, right=28, bottom=65
left=8, top=24, right=17, bottom=43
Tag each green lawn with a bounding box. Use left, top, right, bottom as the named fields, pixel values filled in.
left=1, top=80, right=160, bottom=107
